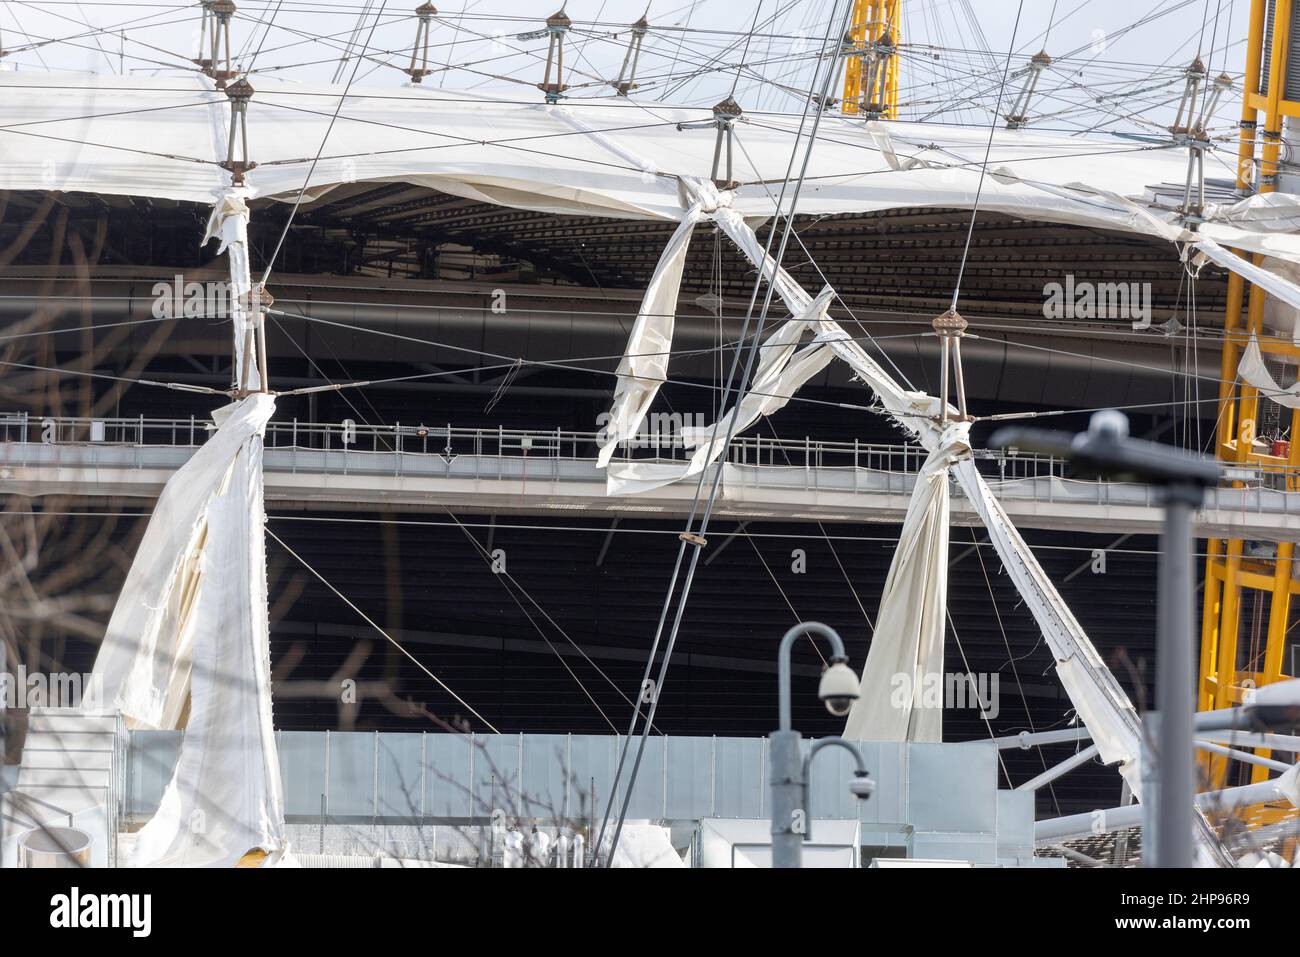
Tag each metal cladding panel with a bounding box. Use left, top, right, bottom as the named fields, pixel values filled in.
left=376, top=732, right=424, bottom=819
left=519, top=733, right=573, bottom=821
left=278, top=730, right=327, bottom=819
left=126, top=730, right=180, bottom=819
left=996, top=789, right=1036, bottom=859
left=327, top=732, right=377, bottom=818
left=128, top=731, right=1023, bottom=847
left=907, top=741, right=998, bottom=834
left=472, top=732, right=522, bottom=817
left=565, top=733, right=618, bottom=825
left=712, top=736, right=765, bottom=818
left=664, top=735, right=713, bottom=820
left=910, top=832, right=998, bottom=865
left=422, top=731, right=473, bottom=818
left=621, top=734, right=667, bottom=820
left=805, top=738, right=865, bottom=822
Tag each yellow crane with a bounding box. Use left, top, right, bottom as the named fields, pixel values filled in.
left=1200, top=0, right=1300, bottom=805
left=841, top=0, right=901, bottom=119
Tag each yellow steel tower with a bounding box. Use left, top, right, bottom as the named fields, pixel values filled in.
left=1200, top=0, right=1299, bottom=796
left=842, top=0, right=901, bottom=119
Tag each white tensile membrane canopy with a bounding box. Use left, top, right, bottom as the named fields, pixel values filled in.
left=94, top=394, right=285, bottom=867
left=6, top=72, right=1300, bottom=263
left=31, top=72, right=1297, bottom=865
left=594, top=185, right=1237, bottom=864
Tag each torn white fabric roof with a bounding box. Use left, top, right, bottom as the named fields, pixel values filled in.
left=4, top=72, right=1300, bottom=262
left=596, top=204, right=702, bottom=467
left=1238, top=335, right=1300, bottom=409
left=203, top=187, right=262, bottom=392
left=128, top=393, right=285, bottom=867
left=605, top=279, right=837, bottom=496
left=844, top=421, right=970, bottom=743
left=93, top=394, right=277, bottom=729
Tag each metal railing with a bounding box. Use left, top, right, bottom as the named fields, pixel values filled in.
left=0, top=411, right=1069, bottom=480
left=6, top=411, right=1300, bottom=506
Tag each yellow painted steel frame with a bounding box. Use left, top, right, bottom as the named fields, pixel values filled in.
left=1202, top=0, right=1299, bottom=799
left=842, top=0, right=900, bottom=118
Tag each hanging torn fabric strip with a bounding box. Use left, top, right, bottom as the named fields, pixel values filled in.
left=843, top=421, right=971, bottom=742
left=203, top=187, right=262, bottom=393
left=1238, top=334, right=1300, bottom=409
left=597, top=203, right=704, bottom=466
left=93, top=395, right=277, bottom=730
left=127, top=393, right=286, bottom=867
left=951, top=459, right=1142, bottom=777
left=605, top=288, right=838, bottom=495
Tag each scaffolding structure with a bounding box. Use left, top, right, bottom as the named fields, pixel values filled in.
left=841, top=0, right=900, bottom=119
left=1201, top=0, right=1300, bottom=801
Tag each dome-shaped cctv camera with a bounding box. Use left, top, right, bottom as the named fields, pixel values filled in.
left=849, top=771, right=875, bottom=800
left=818, top=656, right=860, bottom=717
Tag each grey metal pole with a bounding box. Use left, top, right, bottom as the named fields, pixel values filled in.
left=1150, top=487, right=1197, bottom=868
left=771, top=622, right=848, bottom=869
left=769, top=728, right=804, bottom=869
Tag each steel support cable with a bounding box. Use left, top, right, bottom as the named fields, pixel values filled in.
left=0, top=358, right=227, bottom=394
left=441, top=510, right=665, bottom=734
left=266, top=526, right=501, bottom=732
left=442, top=511, right=623, bottom=736
left=917, top=1, right=1195, bottom=125
left=757, top=417, right=875, bottom=634
left=950, top=0, right=1028, bottom=312
left=5, top=0, right=198, bottom=62
left=598, top=0, right=859, bottom=866
left=240, top=11, right=415, bottom=73
left=11, top=512, right=1241, bottom=562
left=267, top=314, right=634, bottom=731
left=243, top=0, right=288, bottom=70
left=265, top=313, right=630, bottom=731
left=271, top=300, right=1270, bottom=418
left=240, top=9, right=437, bottom=65
left=259, top=0, right=389, bottom=288
left=731, top=132, right=919, bottom=392
left=967, top=524, right=1064, bottom=815
left=944, top=606, right=1015, bottom=788
left=658, top=0, right=805, bottom=101
left=330, top=0, right=378, bottom=83
left=264, top=307, right=933, bottom=417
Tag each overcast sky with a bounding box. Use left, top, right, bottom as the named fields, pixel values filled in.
left=0, top=0, right=1251, bottom=132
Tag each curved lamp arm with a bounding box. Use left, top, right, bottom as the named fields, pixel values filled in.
left=778, top=621, right=847, bottom=732
left=800, top=736, right=870, bottom=842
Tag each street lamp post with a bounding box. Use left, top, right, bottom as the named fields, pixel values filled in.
left=990, top=410, right=1219, bottom=867
left=771, top=621, right=872, bottom=868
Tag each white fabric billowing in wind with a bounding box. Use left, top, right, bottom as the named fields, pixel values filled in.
left=203, top=188, right=261, bottom=393
left=952, top=459, right=1141, bottom=775
left=710, top=205, right=812, bottom=316
left=130, top=393, right=285, bottom=867
left=596, top=204, right=703, bottom=466
left=1258, top=256, right=1300, bottom=344
left=93, top=395, right=277, bottom=729
left=1194, top=238, right=1300, bottom=313
left=605, top=297, right=839, bottom=496
left=679, top=286, right=837, bottom=447
left=843, top=421, right=970, bottom=742
left=1238, top=335, right=1300, bottom=409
